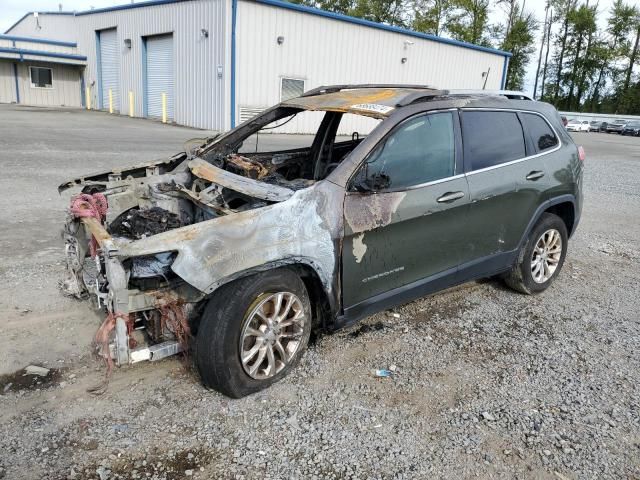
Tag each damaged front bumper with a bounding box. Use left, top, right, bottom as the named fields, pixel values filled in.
left=62, top=213, right=204, bottom=366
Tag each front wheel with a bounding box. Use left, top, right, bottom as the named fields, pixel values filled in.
left=196, top=268, right=312, bottom=398
left=504, top=213, right=568, bottom=295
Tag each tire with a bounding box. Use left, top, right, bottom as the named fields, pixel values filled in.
left=196, top=268, right=312, bottom=398
left=504, top=213, right=568, bottom=295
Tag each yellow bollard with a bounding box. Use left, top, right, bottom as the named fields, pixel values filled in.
left=108, top=89, right=113, bottom=114
left=129, top=91, right=134, bottom=117
left=161, top=92, right=167, bottom=124
left=86, top=87, right=91, bottom=110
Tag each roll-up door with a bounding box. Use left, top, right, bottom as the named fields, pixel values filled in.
left=145, top=34, right=174, bottom=121
left=98, top=28, right=119, bottom=112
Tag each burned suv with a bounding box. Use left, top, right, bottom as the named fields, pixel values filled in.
left=60, top=85, right=583, bottom=398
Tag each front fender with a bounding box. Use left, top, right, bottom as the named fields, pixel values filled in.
left=116, top=181, right=345, bottom=300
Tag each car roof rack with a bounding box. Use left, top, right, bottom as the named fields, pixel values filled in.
left=301, top=84, right=437, bottom=97
left=444, top=89, right=534, bottom=100
left=395, top=89, right=534, bottom=107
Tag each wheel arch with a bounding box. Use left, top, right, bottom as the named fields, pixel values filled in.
left=204, top=259, right=337, bottom=330
left=518, top=194, right=576, bottom=251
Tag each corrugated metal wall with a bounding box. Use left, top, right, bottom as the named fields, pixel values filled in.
left=0, top=61, right=17, bottom=103
left=15, top=61, right=82, bottom=106
left=6, top=14, right=78, bottom=42
left=74, top=0, right=228, bottom=131
left=236, top=1, right=506, bottom=134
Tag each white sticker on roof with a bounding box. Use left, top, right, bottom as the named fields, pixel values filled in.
left=350, top=103, right=395, bottom=114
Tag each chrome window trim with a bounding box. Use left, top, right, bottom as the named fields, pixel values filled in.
left=460, top=108, right=563, bottom=177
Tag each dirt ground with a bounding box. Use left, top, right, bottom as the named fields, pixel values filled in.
left=0, top=105, right=639, bottom=480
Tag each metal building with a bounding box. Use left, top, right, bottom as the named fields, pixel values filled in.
left=4, top=0, right=511, bottom=132
left=0, top=32, right=86, bottom=107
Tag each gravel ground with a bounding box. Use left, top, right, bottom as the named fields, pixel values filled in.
left=0, top=106, right=639, bottom=480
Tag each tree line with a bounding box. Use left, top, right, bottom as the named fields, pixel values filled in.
left=290, top=0, right=640, bottom=114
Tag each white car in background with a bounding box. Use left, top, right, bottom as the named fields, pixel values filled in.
left=566, top=119, right=590, bottom=132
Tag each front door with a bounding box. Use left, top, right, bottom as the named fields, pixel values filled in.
left=342, top=111, right=469, bottom=308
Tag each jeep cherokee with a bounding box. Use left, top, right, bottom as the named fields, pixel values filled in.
left=59, top=85, right=584, bottom=398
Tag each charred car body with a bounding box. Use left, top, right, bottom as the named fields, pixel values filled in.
left=60, top=85, right=583, bottom=397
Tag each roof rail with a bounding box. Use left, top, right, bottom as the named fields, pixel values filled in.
left=301, top=84, right=436, bottom=97
left=443, top=89, right=534, bottom=100
left=395, top=89, right=534, bottom=107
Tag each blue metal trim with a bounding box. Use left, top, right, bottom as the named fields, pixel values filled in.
left=0, top=34, right=77, bottom=47
left=76, top=0, right=187, bottom=15
left=501, top=56, right=509, bottom=89
left=255, top=0, right=512, bottom=58
left=80, top=74, right=86, bottom=108
left=0, top=47, right=87, bottom=61
left=4, top=11, right=75, bottom=35
left=95, top=31, right=103, bottom=109
left=231, top=0, right=238, bottom=128
left=141, top=36, right=148, bottom=117
left=12, top=63, right=20, bottom=103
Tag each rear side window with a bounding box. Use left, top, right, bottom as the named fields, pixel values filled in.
left=461, top=111, right=525, bottom=171
left=520, top=113, right=558, bottom=153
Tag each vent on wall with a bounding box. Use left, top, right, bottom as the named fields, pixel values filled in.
left=281, top=78, right=305, bottom=101
left=238, top=106, right=266, bottom=125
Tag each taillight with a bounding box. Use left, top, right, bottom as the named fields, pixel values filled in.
left=577, top=146, right=586, bottom=162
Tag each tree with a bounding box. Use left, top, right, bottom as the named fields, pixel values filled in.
left=447, top=0, right=493, bottom=47
left=412, top=0, right=452, bottom=35
left=548, top=0, right=578, bottom=102
left=587, top=0, right=636, bottom=110
left=497, top=0, right=538, bottom=90
left=564, top=3, right=597, bottom=110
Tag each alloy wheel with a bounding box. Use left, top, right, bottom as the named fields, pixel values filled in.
left=239, top=292, right=306, bottom=380
left=531, top=229, right=563, bottom=283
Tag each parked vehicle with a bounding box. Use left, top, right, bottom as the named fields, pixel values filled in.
left=606, top=120, right=630, bottom=134
left=589, top=121, right=607, bottom=132
left=566, top=120, right=590, bottom=132
left=59, top=85, right=584, bottom=397
left=621, top=121, right=640, bottom=136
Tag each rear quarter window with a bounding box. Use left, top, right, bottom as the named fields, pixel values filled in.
left=461, top=111, right=526, bottom=171
left=520, top=113, right=559, bottom=153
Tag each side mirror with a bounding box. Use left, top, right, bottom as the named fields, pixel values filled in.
left=351, top=168, right=391, bottom=193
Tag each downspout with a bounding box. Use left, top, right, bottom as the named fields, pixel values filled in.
left=12, top=63, right=20, bottom=104
left=230, top=0, right=237, bottom=128
left=501, top=56, right=509, bottom=89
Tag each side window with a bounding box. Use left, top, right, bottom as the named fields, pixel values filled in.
left=359, top=112, right=455, bottom=191
left=520, top=113, right=559, bottom=153
left=462, top=111, right=526, bottom=171
left=30, top=66, right=53, bottom=88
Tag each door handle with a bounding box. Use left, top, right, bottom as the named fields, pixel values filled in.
left=436, top=191, right=465, bottom=203
left=526, top=170, right=545, bottom=181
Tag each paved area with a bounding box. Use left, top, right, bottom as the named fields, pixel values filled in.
left=0, top=106, right=639, bottom=479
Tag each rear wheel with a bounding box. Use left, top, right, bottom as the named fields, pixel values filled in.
left=504, top=213, right=568, bottom=294
left=196, top=268, right=312, bottom=398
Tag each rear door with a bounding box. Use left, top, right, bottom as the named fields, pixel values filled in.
left=342, top=110, right=469, bottom=308
left=459, top=109, right=558, bottom=267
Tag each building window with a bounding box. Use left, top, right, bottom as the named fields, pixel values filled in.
left=30, top=67, right=53, bottom=88
left=281, top=78, right=304, bottom=101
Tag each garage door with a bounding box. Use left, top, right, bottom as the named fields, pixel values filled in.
left=99, top=28, right=120, bottom=112
left=146, top=34, right=174, bottom=121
